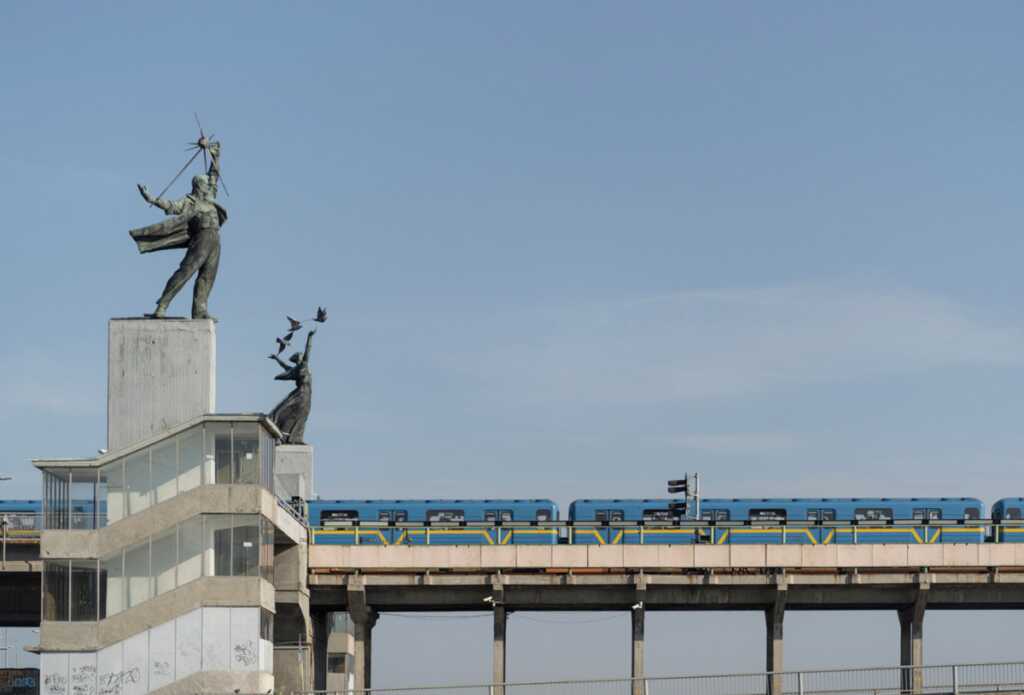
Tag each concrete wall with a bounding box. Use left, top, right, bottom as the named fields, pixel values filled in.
left=41, top=606, right=272, bottom=695
left=41, top=577, right=273, bottom=652
left=308, top=543, right=1024, bottom=571
left=108, top=319, right=215, bottom=452
left=274, top=445, right=313, bottom=501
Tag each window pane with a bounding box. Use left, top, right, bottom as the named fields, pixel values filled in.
left=205, top=515, right=233, bottom=576
left=854, top=508, right=893, bottom=522
left=126, top=451, right=151, bottom=516
left=427, top=510, right=465, bottom=522
left=261, top=517, right=275, bottom=583
left=102, top=460, right=125, bottom=525
left=233, top=424, right=260, bottom=485
left=69, top=470, right=97, bottom=530
left=749, top=509, right=786, bottom=521
left=179, top=427, right=203, bottom=493
left=152, top=439, right=178, bottom=504
left=232, top=514, right=259, bottom=577
left=44, top=560, right=69, bottom=621
left=70, top=560, right=97, bottom=621
left=100, top=551, right=124, bottom=618
left=179, top=515, right=203, bottom=586
left=152, top=528, right=177, bottom=596
left=125, top=540, right=152, bottom=608
left=206, top=424, right=232, bottom=484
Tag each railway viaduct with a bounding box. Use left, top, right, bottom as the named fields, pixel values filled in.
left=306, top=543, right=1024, bottom=695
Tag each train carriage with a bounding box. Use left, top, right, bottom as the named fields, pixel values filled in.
left=0, top=500, right=42, bottom=538
left=309, top=499, right=558, bottom=545
left=567, top=497, right=985, bottom=545
left=992, top=498, right=1024, bottom=542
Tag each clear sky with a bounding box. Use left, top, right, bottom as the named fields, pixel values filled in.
left=3, top=1, right=1024, bottom=686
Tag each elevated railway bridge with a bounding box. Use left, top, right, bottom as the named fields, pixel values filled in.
left=9, top=517, right=1024, bottom=693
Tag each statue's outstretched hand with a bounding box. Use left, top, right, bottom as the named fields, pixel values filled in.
left=137, top=184, right=153, bottom=204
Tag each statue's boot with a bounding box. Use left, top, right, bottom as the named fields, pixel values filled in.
left=145, top=301, right=169, bottom=319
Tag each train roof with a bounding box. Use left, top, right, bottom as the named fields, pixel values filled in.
left=312, top=499, right=556, bottom=504
left=572, top=497, right=981, bottom=503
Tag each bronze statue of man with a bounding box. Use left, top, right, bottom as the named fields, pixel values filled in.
left=131, top=140, right=226, bottom=319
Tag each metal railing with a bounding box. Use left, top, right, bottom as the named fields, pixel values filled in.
left=308, top=518, right=1024, bottom=546
left=280, top=660, right=1024, bottom=695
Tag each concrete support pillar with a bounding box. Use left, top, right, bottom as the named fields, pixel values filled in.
left=765, top=580, right=787, bottom=695
left=899, top=581, right=928, bottom=694
left=493, top=605, right=507, bottom=693
left=631, top=602, right=645, bottom=695
left=352, top=609, right=378, bottom=691
left=350, top=578, right=377, bottom=691
left=311, top=609, right=328, bottom=692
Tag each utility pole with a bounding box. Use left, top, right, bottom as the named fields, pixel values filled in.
left=667, top=473, right=701, bottom=519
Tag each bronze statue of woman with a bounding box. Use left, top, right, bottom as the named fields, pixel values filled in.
left=268, top=329, right=315, bottom=444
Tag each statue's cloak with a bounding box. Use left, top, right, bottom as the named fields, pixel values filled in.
left=129, top=203, right=228, bottom=254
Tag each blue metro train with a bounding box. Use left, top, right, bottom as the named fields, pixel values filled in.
left=7, top=495, right=1024, bottom=545
left=307, top=496, right=1019, bottom=546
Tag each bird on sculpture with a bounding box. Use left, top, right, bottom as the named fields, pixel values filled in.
left=287, top=316, right=302, bottom=331
left=276, top=337, right=288, bottom=354
left=315, top=306, right=328, bottom=323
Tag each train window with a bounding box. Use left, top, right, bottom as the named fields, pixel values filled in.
left=749, top=509, right=786, bottom=521
left=610, top=510, right=625, bottom=522
left=806, top=509, right=835, bottom=521
left=394, top=511, right=408, bottom=522
left=854, top=508, right=893, bottom=522
left=912, top=508, right=942, bottom=521
left=321, top=510, right=359, bottom=523
left=701, top=509, right=729, bottom=521
left=964, top=508, right=979, bottom=520
left=378, top=511, right=390, bottom=522
left=1006, top=508, right=1022, bottom=520
left=4, top=513, right=38, bottom=531
left=536, top=509, right=552, bottom=522
left=485, top=510, right=513, bottom=522
left=643, top=509, right=676, bottom=521
left=427, top=509, right=465, bottom=523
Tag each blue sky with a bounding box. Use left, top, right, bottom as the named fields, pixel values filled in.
left=3, top=1, right=1024, bottom=685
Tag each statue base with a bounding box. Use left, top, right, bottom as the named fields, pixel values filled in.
left=274, top=444, right=314, bottom=501
left=108, top=318, right=216, bottom=452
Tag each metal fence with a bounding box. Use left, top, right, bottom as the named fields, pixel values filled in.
left=281, top=660, right=1024, bottom=695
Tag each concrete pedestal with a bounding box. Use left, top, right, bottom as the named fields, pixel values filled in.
left=275, top=444, right=314, bottom=501
left=107, top=318, right=215, bottom=451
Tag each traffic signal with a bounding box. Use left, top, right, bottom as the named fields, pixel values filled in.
left=667, top=478, right=689, bottom=495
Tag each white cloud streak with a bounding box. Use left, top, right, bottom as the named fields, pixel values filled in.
left=452, top=286, right=1024, bottom=404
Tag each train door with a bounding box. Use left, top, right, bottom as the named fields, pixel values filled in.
left=913, top=507, right=942, bottom=543
left=485, top=509, right=513, bottom=545
left=595, top=509, right=625, bottom=544
left=806, top=508, right=836, bottom=544
left=375, top=510, right=409, bottom=544
left=999, top=506, right=1023, bottom=543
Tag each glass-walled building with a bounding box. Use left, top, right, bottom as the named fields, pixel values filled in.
left=35, top=413, right=304, bottom=695
left=40, top=419, right=277, bottom=531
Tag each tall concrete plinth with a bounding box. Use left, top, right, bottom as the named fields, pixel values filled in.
left=108, top=318, right=215, bottom=451
left=275, top=444, right=314, bottom=501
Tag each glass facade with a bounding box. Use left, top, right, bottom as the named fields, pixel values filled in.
left=43, top=514, right=275, bottom=622
left=41, top=420, right=277, bottom=530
